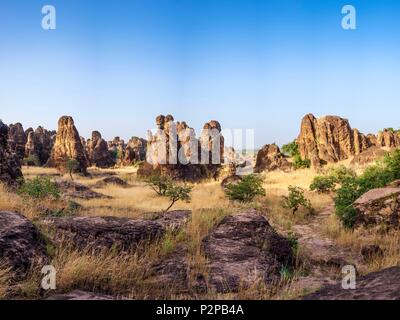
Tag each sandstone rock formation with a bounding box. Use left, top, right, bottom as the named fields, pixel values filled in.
left=201, top=210, right=294, bottom=293
left=377, top=129, right=400, bottom=148
left=302, top=267, right=400, bottom=300
left=254, top=144, right=292, bottom=173
left=122, top=137, right=147, bottom=165
left=0, top=212, right=48, bottom=276
left=40, top=210, right=191, bottom=251
left=297, top=114, right=374, bottom=166
left=87, top=131, right=115, bottom=168
left=7, top=123, right=27, bottom=160
left=0, top=121, right=23, bottom=187
left=108, top=137, right=125, bottom=164
left=141, top=115, right=224, bottom=181
left=350, top=146, right=386, bottom=166
left=24, top=126, right=55, bottom=165
left=47, top=116, right=88, bottom=174
left=353, top=186, right=400, bottom=228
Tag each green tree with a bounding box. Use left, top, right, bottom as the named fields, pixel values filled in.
left=164, top=184, right=193, bottom=212
left=147, top=175, right=173, bottom=196
left=282, top=186, right=314, bottom=215
left=225, top=174, right=266, bottom=202
left=281, top=140, right=299, bottom=157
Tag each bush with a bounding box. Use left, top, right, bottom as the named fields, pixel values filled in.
left=357, top=165, right=393, bottom=193
left=282, top=186, right=314, bottom=215
left=310, top=175, right=336, bottom=193
left=383, top=149, right=400, bottom=180
left=23, top=155, right=41, bottom=167
left=282, top=140, right=299, bottom=157
left=165, top=184, right=193, bottom=212
left=334, top=177, right=361, bottom=229
left=18, top=177, right=60, bottom=200
left=293, top=154, right=311, bottom=169
left=147, top=175, right=172, bottom=196
left=327, top=165, right=357, bottom=184
left=225, top=174, right=266, bottom=202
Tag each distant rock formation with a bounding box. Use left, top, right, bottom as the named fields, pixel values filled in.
left=87, top=131, right=115, bottom=168
left=24, top=126, right=56, bottom=165
left=377, top=129, right=400, bottom=148
left=254, top=143, right=292, bottom=173
left=108, top=137, right=125, bottom=165
left=122, top=136, right=147, bottom=165
left=7, top=123, right=27, bottom=160
left=140, top=115, right=224, bottom=181
left=47, top=116, right=88, bottom=174
left=297, top=114, right=377, bottom=166
left=0, top=121, right=23, bottom=187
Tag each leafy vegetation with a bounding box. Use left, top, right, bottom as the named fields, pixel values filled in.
left=224, top=174, right=266, bottom=202
left=282, top=186, right=314, bottom=215
left=18, top=176, right=60, bottom=200
left=23, top=155, right=41, bottom=167
left=164, top=184, right=193, bottom=212
left=293, top=154, right=311, bottom=169
left=310, top=165, right=357, bottom=193
left=281, top=140, right=299, bottom=157
left=147, top=175, right=172, bottom=196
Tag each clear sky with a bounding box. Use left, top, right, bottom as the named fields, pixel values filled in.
left=1, top=0, right=400, bottom=148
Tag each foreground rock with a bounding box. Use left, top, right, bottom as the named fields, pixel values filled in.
left=40, top=210, right=191, bottom=251
left=47, top=116, right=88, bottom=175
left=47, top=290, right=122, bottom=300
left=55, top=180, right=110, bottom=200
left=0, top=212, right=48, bottom=275
left=302, top=267, right=400, bottom=300
left=254, top=144, right=292, bottom=173
left=202, top=210, right=294, bottom=293
left=0, top=121, right=23, bottom=188
left=353, top=186, right=400, bottom=228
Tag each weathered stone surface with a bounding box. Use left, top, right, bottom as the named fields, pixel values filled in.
left=353, top=187, right=400, bottom=228
left=55, top=180, right=111, bottom=200
left=350, top=146, right=386, bottom=166
left=40, top=210, right=191, bottom=251
left=141, top=115, right=224, bottom=181
left=297, top=114, right=372, bottom=166
left=7, top=123, right=26, bottom=160
left=254, top=144, right=292, bottom=173
left=24, top=126, right=55, bottom=165
left=302, top=267, right=400, bottom=300
left=377, top=129, right=400, bottom=148
left=122, top=137, right=147, bottom=165
left=87, top=131, right=115, bottom=168
left=202, top=210, right=294, bottom=293
left=0, top=212, right=48, bottom=275
left=108, top=137, right=125, bottom=165
left=47, top=116, right=88, bottom=174
left=93, top=176, right=129, bottom=188
left=46, top=290, right=121, bottom=300
left=0, top=121, right=23, bottom=188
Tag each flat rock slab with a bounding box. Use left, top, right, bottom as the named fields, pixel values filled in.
left=55, top=180, right=111, bottom=200
left=302, top=267, right=400, bottom=300
left=202, top=210, right=293, bottom=293
left=41, top=210, right=191, bottom=251
left=93, top=176, right=129, bottom=188
left=0, top=212, right=48, bottom=275
left=46, top=290, right=122, bottom=300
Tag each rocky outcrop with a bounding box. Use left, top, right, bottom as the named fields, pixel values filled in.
left=142, top=115, right=224, bottom=181
left=87, top=131, right=115, bottom=168
left=24, top=126, right=55, bottom=165
left=0, top=212, right=48, bottom=276
left=108, top=137, right=125, bottom=165
left=54, top=180, right=110, bottom=200
left=93, top=176, right=129, bottom=188
left=47, top=116, right=88, bottom=174
left=302, top=267, right=400, bottom=300
left=122, top=137, right=147, bottom=165
left=377, top=129, right=400, bottom=148
left=0, top=121, right=23, bottom=188
left=40, top=211, right=191, bottom=251
left=353, top=186, right=400, bottom=229
left=7, top=123, right=27, bottom=160
left=254, top=144, right=292, bottom=173
left=297, top=114, right=372, bottom=166
left=201, top=210, right=294, bottom=293
left=350, top=146, right=386, bottom=166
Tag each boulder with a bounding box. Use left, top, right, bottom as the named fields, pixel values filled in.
left=0, top=212, right=48, bottom=275
left=254, top=144, right=292, bottom=173
left=201, top=210, right=294, bottom=293
left=93, top=176, right=129, bottom=188
left=40, top=210, right=191, bottom=251
left=87, top=131, right=115, bottom=168
left=302, top=267, right=400, bottom=300
left=47, top=116, right=88, bottom=175
left=7, top=123, right=27, bottom=160
left=0, top=121, right=23, bottom=188
left=353, top=187, right=400, bottom=228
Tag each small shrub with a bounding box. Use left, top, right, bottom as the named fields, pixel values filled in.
left=147, top=175, right=173, bottom=196
left=383, top=149, right=400, bottom=180
left=65, top=159, right=79, bottom=181
left=282, top=186, right=314, bottom=215
left=225, top=174, right=266, bottom=202
left=357, top=165, right=393, bottom=193
left=281, top=140, right=299, bottom=157
left=18, top=177, right=60, bottom=200
left=334, top=177, right=361, bottom=229
left=293, top=154, right=311, bottom=169
left=310, top=175, right=336, bottom=193
left=164, top=184, right=193, bottom=212
left=327, top=165, right=357, bottom=184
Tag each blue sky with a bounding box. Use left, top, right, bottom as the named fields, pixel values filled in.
left=1, top=0, right=400, bottom=147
